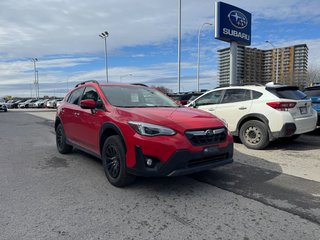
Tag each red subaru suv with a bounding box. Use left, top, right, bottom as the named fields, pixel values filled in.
left=55, top=80, right=233, bottom=187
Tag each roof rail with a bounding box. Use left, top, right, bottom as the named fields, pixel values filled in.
left=131, top=83, right=148, bottom=87
left=217, top=82, right=264, bottom=88
left=75, top=80, right=99, bottom=88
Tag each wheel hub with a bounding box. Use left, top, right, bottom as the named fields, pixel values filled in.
left=105, top=144, right=120, bottom=178
left=245, top=127, right=261, bottom=144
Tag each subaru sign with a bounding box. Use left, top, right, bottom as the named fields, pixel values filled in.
left=215, top=2, right=251, bottom=46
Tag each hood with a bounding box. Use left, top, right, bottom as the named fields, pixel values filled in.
left=116, top=107, right=225, bottom=130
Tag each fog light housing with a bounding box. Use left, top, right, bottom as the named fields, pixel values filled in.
left=145, top=158, right=153, bottom=167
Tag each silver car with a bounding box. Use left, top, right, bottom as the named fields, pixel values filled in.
left=0, top=98, right=8, bottom=112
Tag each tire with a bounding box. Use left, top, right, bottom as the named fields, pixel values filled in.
left=239, top=120, right=269, bottom=150
left=102, top=135, right=135, bottom=187
left=56, top=124, right=73, bottom=154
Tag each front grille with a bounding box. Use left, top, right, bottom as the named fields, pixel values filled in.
left=185, top=127, right=227, bottom=146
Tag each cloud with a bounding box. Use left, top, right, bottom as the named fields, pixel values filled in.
left=1, top=0, right=318, bottom=58
left=0, top=0, right=319, bottom=97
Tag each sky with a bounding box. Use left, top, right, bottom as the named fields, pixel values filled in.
left=0, top=0, right=320, bottom=98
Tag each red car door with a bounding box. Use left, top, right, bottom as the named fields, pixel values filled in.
left=74, top=86, right=106, bottom=155
left=61, top=87, right=84, bottom=143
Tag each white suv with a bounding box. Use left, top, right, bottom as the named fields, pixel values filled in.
left=187, top=84, right=317, bottom=149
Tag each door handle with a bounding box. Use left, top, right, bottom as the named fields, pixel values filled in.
left=208, top=108, right=215, bottom=111
left=238, top=107, right=247, bottom=110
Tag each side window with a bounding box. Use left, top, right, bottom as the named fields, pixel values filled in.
left=252, top=90, right=263, bottom=100
left=82, top=87, right=98, bottom=101
left=221, top=89, right=251, bottom=104
left=67, top=88, right=84, bottom=105
left=196, top=90, right=223, bottom=106
left=81, top=86, right=104, bottom=110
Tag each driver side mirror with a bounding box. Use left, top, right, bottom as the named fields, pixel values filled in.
left=80, top=99, right=96, bottom=109
left=191, top=101, right=197, bottom=108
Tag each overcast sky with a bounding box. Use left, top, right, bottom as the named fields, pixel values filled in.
left=1, top=0, right=320, bottom=97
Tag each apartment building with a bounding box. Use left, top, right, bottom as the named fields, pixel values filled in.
left=218, top=44, right=308, bottom=88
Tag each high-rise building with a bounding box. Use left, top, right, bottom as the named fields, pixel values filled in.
left=218, top=44, right=308, bottom=88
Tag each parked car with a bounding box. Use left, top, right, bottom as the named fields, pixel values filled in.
left=56, top=100, right=63, bottom=108
left=7, top=99, right=23, bottom=109
left=5, top=99, right=14, bottom=107
left=55, top=81, right=233, bottom=187
left=167, top=92, right=204, bottom=105
left=32, top=99, right=49, bottom=108
left=46, top=99, right=57, bottom=108
left=18, top=99, right=38, bottom=108
left=30, top=99, right=43, bottom=108
left=187, top=83, right=317, bottom=150
left=0, top=98, right=8, bottom=112
left=304, top=85, right=320, bottom=125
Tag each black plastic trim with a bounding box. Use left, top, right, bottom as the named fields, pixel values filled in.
left=234, top=113, right=270, bottom=136
left=99, top=122, right=127, bottom=153
left=270, top=123, right=297, bottom=138
left=127, top=143, right=233, bottom=177
left=66, top=139, right=101, bottom=159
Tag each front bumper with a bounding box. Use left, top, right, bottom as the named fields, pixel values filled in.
left=127, top=142, right=233, bottom=177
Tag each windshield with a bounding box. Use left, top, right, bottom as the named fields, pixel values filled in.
left=266, top=87, right=307, bottom=100
left=101, top=86, right=178, bottom=108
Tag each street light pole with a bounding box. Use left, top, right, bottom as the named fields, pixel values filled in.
left=177, top=0, right=181, bottom=93
left=197, top=22, right=213, bottom=92
left=36, top=70, right=40, bottom=99
left=99, top=31, right=109, bottom=83
left=32, top=58, right=38, bottom=99
left=266, top=40, right=279, bottom=83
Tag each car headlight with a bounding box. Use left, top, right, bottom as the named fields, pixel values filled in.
left=128, top=121, right=176, bottom=136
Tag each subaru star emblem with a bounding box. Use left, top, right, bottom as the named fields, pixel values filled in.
left=205, top=129, right=214, bottom=136
left=228, top=10, right=248, bottom=29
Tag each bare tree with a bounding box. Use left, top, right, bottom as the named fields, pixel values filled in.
left=307, top=64, right=320, bottom=86
left=152, top=86, right=172, bottom=94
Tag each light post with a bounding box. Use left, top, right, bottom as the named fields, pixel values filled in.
left=177, top=0, right=181, bottom=93
left=31, top=58, right=38, bottom=99
left=36, top=70, right=39, bottom=99
left=99, top=31, right=109, bottom=83
left=266, top=40, right=279, bottom=83
left=197, top=22, right=213, bottom=92
left=119, top=74, right=132, bottom=83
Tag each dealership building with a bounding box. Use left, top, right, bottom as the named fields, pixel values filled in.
left=218, top=44, right=308, bottom=88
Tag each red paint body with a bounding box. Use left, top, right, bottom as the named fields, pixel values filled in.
left=56, top=83, right=233, bottom=176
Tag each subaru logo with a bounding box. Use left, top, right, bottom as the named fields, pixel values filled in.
left=205, top=129, right=214, bottom=136
left=228, top=10, right=248, bottom=29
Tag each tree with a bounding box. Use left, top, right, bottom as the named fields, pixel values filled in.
left=4, top=96, right=13, bottom=101
left=152, top=86, right=172, bottom=94
left=307, top=64, right=320, bottom=86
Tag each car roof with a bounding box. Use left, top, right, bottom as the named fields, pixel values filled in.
left=209, top=84, right=301, bottom=92
left=210, top=85, right=266, bottom=91
left=74, top=80, right=147, bottom=89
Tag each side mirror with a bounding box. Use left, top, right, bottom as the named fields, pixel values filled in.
left=80, top=99, right=96, bottom=109
left=191, top=101, right=197, bottom=108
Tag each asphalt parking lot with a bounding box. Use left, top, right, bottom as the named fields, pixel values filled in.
left=1, top=109, right=320, bottom=239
